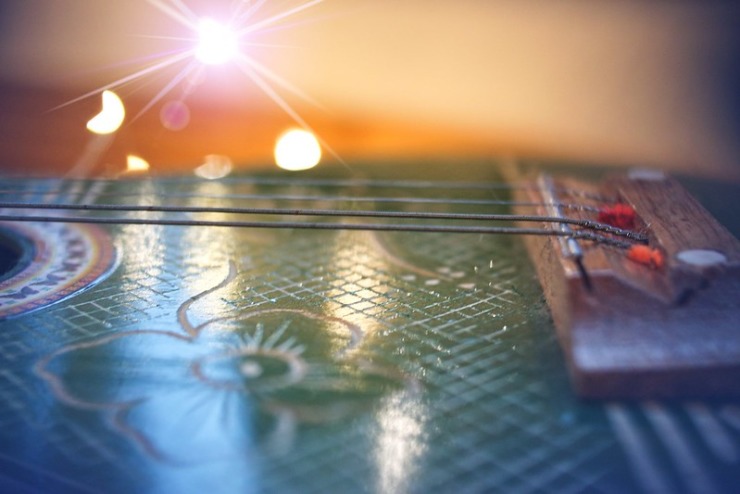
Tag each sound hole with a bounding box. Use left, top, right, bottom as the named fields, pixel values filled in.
left=0, top=227, right=33, bottom=284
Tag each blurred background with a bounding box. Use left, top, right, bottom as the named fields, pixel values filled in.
left=0, top=0, right=738, bottom=178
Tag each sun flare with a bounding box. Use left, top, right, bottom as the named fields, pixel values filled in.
left=195, top=18, right=238, bottom=65
left=67, top=1, right=334, bottom=168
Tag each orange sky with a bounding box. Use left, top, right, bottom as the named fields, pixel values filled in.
left=1, top=1, right=739, bottom=178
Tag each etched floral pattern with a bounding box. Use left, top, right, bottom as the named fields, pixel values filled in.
left=35, top=262, right=416, bottom=463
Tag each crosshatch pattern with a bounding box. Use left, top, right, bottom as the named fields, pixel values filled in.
left=0, top=170, right=738, bottom=493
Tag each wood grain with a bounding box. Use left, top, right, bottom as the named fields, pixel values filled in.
left=515, top=172, right=740, bottom=399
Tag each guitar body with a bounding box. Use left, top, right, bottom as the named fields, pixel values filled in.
left=0, top=162, right=739, bottom=493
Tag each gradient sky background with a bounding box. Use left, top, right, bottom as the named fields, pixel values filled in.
left=0, top=0, right=738, bottom=176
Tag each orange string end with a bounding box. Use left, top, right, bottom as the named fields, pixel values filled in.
left=598, top=203, right=636, bottom=230
left=627, top=245, right=664, bottom=269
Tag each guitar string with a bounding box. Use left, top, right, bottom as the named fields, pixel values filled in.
left=0, top=214, right=638, bottom=249
left=0, top=178, right=640, bottom=249
left=0, top=188, right=601, bottom=212
left=0, top=202, right=645, bottom=241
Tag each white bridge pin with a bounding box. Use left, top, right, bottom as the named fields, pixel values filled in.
left=676, top=249, right=727, bottom=268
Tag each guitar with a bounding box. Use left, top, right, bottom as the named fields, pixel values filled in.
left=0, top=161, right=738, bottom=493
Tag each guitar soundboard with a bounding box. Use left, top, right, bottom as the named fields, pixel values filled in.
left=0, top=162, right=738, bottom=493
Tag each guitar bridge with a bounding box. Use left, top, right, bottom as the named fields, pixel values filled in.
left=514, top=170, right=740, bottom=399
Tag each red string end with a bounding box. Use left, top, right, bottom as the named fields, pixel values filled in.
left=598, top=203, right=636, bottom=230
left=627, top=245, right=664, bottom=269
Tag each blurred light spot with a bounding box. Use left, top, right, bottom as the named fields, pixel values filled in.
left=160, top=100, right=190, bottom=131
left=126, top=155, right=150, bottom=173
left=374, top=391, right=428, bottom=494
left=195, top=154, right=234, bottom=180
left=87, top=90, right=125, bottom=135
left=274, top=129, right=321, bottom=171
left=196, top=19, right=238, bottom=65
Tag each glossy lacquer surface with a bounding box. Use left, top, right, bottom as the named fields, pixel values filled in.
left=0, top=165, right=739, bottom=493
